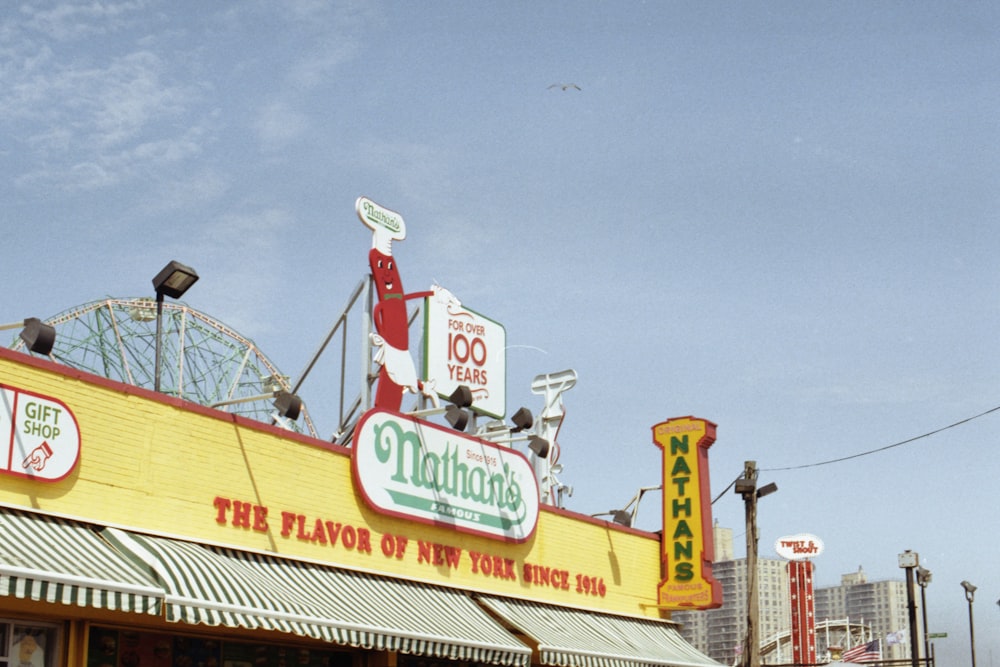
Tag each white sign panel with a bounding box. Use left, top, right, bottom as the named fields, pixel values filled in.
left=775, top=533, right=824, bottom=560
left=356, top=196, right=406, bottom=254
left=423, top=295, right=506, bottom=418
left=1, top=384, right=80, bottom=481
left=352, top=409, right=538, bottom=542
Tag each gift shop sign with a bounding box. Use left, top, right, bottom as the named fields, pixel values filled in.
left=423, top=297, right=506, bottom=419
left=1, top=383, right=80, bottom=481
left=352, top=408, right=538, bottom=542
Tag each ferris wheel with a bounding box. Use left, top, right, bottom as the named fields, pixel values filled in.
left=7, top=297, right=317, bottom=438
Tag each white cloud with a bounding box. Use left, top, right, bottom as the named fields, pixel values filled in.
left=19, top=0, right=152, bottom=41
left=253, top=100, right=310, bottom=151
left=189, top=208, right=301, bottom=338
left=287, top=42, right=358, bottom=90
left=240, top=2, right=370, bottom=152
left=130, top=167, right=230, bottom=218
left=356, top=139, right=456, bottom=204
left=15, top=125, right=207, bottom=191
left=6, top=49, right=197, bottom=152
left=0, top=4, right=209, bottom=192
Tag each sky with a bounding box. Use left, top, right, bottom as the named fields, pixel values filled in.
left=2, top=1, right=999, bottom=664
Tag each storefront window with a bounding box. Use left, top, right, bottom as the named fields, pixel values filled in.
left=0, top=620, right=60, bottom=667
left=400, top=658, right=491, bottom=667
left=87, top=627, right=353, bottom=667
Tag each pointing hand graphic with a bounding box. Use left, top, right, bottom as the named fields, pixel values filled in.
left=22, top=441, right=53, bottom=472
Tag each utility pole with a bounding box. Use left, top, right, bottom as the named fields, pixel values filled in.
left=735, top=460, right=777, bottom=667
left=743, top=461, right=760, bottom=667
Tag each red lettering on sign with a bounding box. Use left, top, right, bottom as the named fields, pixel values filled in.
left=469, top=551, right=516, bottom=580
left=213, top=496, right=269, bottom=532
left=417, top=540, right=463, bottom=569
left=213, top=496, right=231, bottom=524
left=522, top=562, right=570, bottom=590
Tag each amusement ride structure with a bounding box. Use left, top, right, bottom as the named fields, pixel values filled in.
left=7, top=297, right=317, bottom=438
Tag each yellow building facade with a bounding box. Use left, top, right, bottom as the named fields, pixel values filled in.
left=0, top=346, right=720, bottom=667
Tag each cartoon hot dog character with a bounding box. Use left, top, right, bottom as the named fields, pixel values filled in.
left=357, top=197, right=456, bottom=410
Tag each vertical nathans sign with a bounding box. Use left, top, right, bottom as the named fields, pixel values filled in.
left=653, top=416, right=722, bottom=609
left=352, top=409, right=539, bottom=542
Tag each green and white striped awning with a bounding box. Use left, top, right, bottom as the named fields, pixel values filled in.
left=3, top=510, right=714, bottom=667
left=0, top=508, right=162, bottom=614
left=478, top=596, right=723, bottom=667
left=104, top=528, right=531, bottom=666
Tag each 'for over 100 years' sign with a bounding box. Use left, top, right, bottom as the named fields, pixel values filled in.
left=352, top=408, right=538, bottom=542
left=423, top=295, right=506, bottom=419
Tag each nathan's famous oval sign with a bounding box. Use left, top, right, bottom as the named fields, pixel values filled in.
left=352, top=409, right=539, bottom=542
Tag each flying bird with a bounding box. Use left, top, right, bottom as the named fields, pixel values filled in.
left=548, top=83, right=581, bottom=91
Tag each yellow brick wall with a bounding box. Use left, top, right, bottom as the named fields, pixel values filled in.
left=0, top=349, right=665, bottom=618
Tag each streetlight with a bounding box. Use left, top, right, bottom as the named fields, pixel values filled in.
left=152, top=261, right=199, bottom=393
left=735, top=460, right=777, bottom=667
left=916, top=566, right=931, bottom=665
left=898, top=551, right=920, bottom=667
left=961, top=580, right=977, bottom=667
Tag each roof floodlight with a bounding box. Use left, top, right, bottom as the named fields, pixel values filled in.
left=273, top=391, right=303, bottom=421
left=527, top=436, right=550, bottom=459
left=511, top=407, right=533, bottom=432
left=448, top=384, right=473, bottom=408
left=20, top=318, right=56, bottom=355
left=611, top=510, right=633, bottom=527
left=445, top=405, right=470, bottom=432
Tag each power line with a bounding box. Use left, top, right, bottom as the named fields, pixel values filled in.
left=761, top=403, right=1000, bottom=472
left=711, top=476, right=739, bottom=505
left=705, top=404, right=1000, bottom=506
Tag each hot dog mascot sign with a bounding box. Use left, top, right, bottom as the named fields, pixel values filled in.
left=357, top=196, right=443, bottom=410
left=353, top=197, right=537, bottom=542
left=357, top=196, right=506, bottom=417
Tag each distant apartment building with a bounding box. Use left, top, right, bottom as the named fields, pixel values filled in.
left=671, top=523, right=914, bottom=664
left=815, top=566, right=912, bottom=662
left=672, top=524, right=790, bottom=665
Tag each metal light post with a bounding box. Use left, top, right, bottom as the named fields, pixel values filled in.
left=152, top=261, right=198, bottom=393
left=916, top=566, right=932, bottom=666
left=961, top=580, right=977, bottom=667
left=898, top=551, right=920, bottom=667
left=735, top=460, right=777, bottom=667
